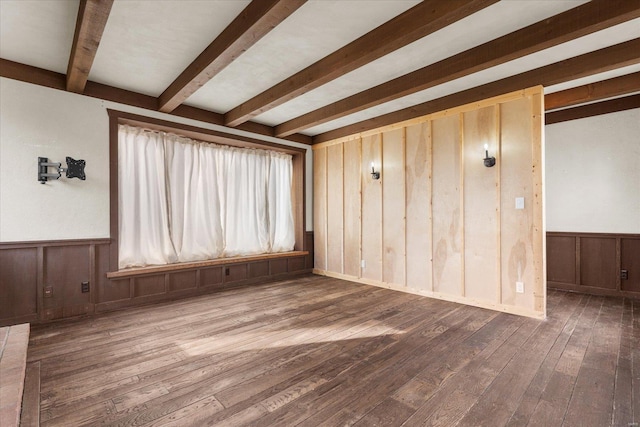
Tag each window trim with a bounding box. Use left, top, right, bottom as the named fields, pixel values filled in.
left=107, top=109, right=307, bottom=273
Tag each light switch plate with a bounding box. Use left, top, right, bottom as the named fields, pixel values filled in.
left=515, top=197, right=525, bottom=210
left=361, top=260, right=366, bottom=269
left=516, top=281, right=524, bottom=293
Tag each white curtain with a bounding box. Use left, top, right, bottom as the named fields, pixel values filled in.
left=118, top=126, right=177, bottom=267
left=118, top=125, right=295, bottom=268
left=165, top=135, right=224, bottom=262
left=269, top=151, right=295, bottom=252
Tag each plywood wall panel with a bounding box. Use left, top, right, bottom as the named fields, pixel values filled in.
left=343, top=139, right=362, bottom=277
left=313, top=87, right=545, bottom=319
left=405, top=123, right=432, bottom=291
left=361, top=134, right=383, bottom=282
left=431, top=115, right=462, bottom=296
left=463, top=106, right=499, bottom=303
left=500, top=97, right=536, bottom=309
left=382, top=129, right=406, bottom=286
left=313, top=147, right=327, bottom=271
left=326, top=144, right=344, bottom=273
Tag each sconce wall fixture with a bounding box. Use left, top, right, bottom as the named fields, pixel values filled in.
left=370, top=162, right=380, bottom=180
left=38, top=156, right=86, bottom=184
left=483, top=144, right=496, bottom=168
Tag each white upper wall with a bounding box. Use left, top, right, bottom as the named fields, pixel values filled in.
left=545, top=108, right=640, bottom=234
left=2, top=76, right=639, bottom=241
left=0, top=78, right=313, bottom=242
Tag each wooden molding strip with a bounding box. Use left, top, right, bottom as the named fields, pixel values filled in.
left=223, top=0, right=498, bottom=127
left=275, top=0, right=640, bottom=137
left=0, top=238, right=111, bottom=249
left=0, top=59, right=312, bottom=145
left=158, top=0, right=306, bottom=113
left=66, top=0, right=114, bottom=93
left=107, top=251, right=309, bottom=279
left=545, top=71, right=640, bottom=111
left=312, top=38, right=640, bottom=144
left=545, top=94, right=640, bottom=125
left=547, top=231, right=640, bottom=239
left=108, top=109, right=306, bottom=155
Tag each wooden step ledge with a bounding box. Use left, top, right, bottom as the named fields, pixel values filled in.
left=0, top=324, right=30, bottom=427
left=20, top=361, right=40, bottom=427
left=107, top=250, right=309, bottom=279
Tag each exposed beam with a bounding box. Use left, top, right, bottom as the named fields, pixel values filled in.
left=545, top=94, right=640, bottom=125
left=0, top=59, right=312, bottom=145
left=158, top=0, right=306, bottom=113
left=545, top=71, right=640, bottom=111
left=276, top=0, right=640, bottom=137
left=312, top=39, right=640, bottom=143
left=66, top=0, right=114, bottom=93
left=224, top=0, right=498, bottom=127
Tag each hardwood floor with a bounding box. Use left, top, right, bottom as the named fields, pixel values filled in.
left=27, top=275, right=638, bottom=426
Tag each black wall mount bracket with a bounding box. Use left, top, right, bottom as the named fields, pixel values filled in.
left=38, top=157, right=86, bottom=184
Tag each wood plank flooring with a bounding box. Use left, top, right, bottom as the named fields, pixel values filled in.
left=27, top=275, right=638, bottom=426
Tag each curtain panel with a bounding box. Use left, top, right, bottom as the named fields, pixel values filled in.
left=118, top=125, right=295, bottom=269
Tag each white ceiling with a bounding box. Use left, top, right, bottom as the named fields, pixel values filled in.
left=1, top=0, right=638, bottom=140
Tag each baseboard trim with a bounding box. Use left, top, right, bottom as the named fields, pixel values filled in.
left=313, top=269, right=545, bottom=319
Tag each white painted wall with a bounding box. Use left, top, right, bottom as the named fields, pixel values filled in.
left=0, top=77, right=313, bottom=242
left=545, top=108, right=640, bottom=234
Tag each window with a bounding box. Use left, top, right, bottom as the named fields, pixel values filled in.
left=109, top=111, right=305, bottom=270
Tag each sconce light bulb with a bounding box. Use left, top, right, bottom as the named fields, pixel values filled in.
left=484, top=143, right=489, bottom=151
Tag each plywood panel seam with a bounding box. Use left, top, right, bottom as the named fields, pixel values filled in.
left=402, top=127, right=407, bottom=288
left=380, top=132, right=385, bottom=284
left=429, top=122, right=434, bottom=293
left=460, top=112, right=466, bottom=298
left=496, top=104, right=503, bottom=306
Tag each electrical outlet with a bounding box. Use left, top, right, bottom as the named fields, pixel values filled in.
left=620, top=269, right=629, bottom=280
left=361, top=260, right=366, bottom=269
left=81, top=281, right=90, bottom=293
left=516, top=281, right=524, bottom=293
left=44, top=286, right=53, bottom=298
left=225, top=267, right=230, bottom=276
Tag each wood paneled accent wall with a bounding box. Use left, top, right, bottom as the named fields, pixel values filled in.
left=313, top=87, right=546, bottom=318
left=547, top=232, right=640, bottom=297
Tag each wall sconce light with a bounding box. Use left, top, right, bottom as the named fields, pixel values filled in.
left=370, top=162, right=380, bottom=180
left=38, top=156, right=86, bottom=184
left=483, top=144, right=496, bottom=168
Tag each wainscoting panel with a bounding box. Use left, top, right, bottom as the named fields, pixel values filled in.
left=169, top=270, right=198, bottom=292
left=546, top=235, right=576, bottom=284
left=0, top=247, right=38, bottom=323
left=547, top=232, right=640, bottom=297
left=621, top=238, right=640, bottom=292
left=0, top=237, right=314, bottom=326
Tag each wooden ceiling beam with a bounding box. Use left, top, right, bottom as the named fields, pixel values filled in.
left=66, top=0, right=114, bottom=93
left=158, top=0, right=306, bottom=113
left=312, top=39, right=640, bottom=143
left=545, top=71, right=640, bottom=111
left=546, top=94, right=640, bottom=125
left=1, top=59, right=312, bottom=145
left=277, top=0, right=640, bottom=137
left=544, top=94, right=640, bottom=125
left=224, top=0, right=499, bottom=127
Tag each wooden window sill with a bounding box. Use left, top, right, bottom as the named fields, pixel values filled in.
left=107, top=251, right=308, bottom=279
